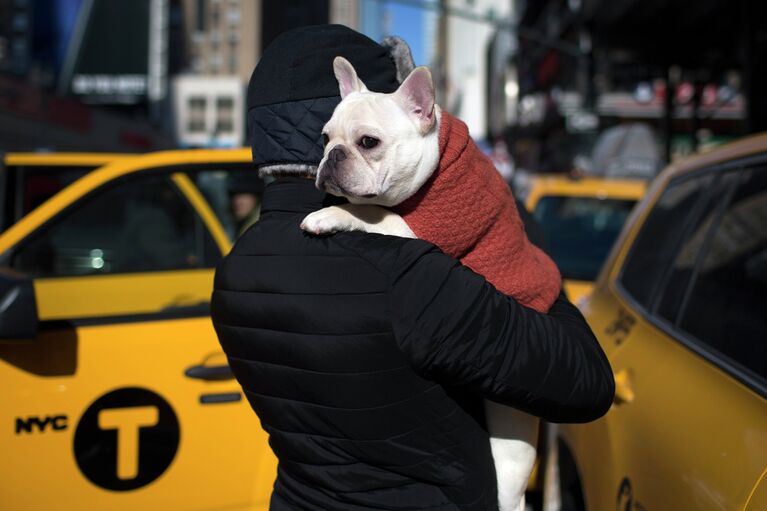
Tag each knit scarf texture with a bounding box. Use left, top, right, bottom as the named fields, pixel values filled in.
left=394, top=111, right=561, bottom=312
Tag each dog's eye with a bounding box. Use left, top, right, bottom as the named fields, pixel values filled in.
left=322, top=133, right=330, bottom=147
left=359, top=136, right=379, bottom=149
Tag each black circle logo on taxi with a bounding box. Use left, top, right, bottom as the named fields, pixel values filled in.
left=73, top=387, right=180, bottom=491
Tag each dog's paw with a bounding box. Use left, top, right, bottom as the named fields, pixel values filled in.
left=301, top=207, right=361, bottom=235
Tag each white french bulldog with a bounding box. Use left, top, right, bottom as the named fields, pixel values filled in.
left=301, top=57, right=539, bottom=511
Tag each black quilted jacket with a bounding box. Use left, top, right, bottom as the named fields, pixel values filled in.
left=211, top=178, right=614, bottom=510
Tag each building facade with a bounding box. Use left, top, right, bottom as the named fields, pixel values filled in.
left=173, top=0, right=259, bottom=147
left=180, top=0, right=260, bottom=84
left=445, top=0, right=513, bottom=140
left=174, top=0, right=351, bottom=148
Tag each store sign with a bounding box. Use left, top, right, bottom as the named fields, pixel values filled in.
left=72, top=75, right=148, bottom=96
left=61, top=0, right=166, bottom=104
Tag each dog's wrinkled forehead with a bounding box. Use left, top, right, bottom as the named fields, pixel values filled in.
left=324, top=93, right=404, bottom=138
left=330, top=56, right=437, bottom=140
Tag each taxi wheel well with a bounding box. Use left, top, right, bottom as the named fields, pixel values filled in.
left=557, top=438, right=586, bottom=511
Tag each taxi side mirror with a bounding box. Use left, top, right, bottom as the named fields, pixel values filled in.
left=0, top=268, right=38, bottom=339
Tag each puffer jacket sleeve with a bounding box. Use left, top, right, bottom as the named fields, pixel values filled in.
left=387, top=240, right=615, bottom=424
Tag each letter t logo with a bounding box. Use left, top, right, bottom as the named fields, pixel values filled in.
left=98, top=407, right=159, bottom=480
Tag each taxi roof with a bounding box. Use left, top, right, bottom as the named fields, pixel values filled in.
left=662, top=132, right=767, bottom=179
left=4, top=152, right=135, bottom=168
left=526, top=174, right=647, bottom=204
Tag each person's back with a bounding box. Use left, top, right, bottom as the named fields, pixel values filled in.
left=214, top=177, right=497, bottom=509
left=212, top=25, right=614, bottom=511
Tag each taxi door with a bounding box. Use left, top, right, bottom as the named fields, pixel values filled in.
left=745, top=470, right=767, bottom=511
left=0, top=153, right=275, bottom=510
left=581, top=162, right=767, bottom=510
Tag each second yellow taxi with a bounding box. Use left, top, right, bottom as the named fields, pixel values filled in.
left=525, top=175, right=647, bottom=304
left=550, top=134, right=767, bottom=510
left=0, top=150, right=276, bottom=511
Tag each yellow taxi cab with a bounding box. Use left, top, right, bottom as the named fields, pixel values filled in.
left=548, top=135, right=767, bottom=510
left=524, top=175, right=647, bottom=304
left=1, top=150, right=277, bottom=510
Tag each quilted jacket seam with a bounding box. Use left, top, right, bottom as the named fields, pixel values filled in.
left=327, top=237, right=398, bottom=342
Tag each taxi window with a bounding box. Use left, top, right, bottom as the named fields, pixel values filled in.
left=2, top=165, right=96, bottom=231
left=619, top=172, right=716, bottom=309
left=533, top=195, right=636, bottom=281
left=11, top=174, right=220, bottom=277
left=677, top=165, right=767, bottom=382
left=655, top=171, right=741, bottom=322
left=185, top=168, right=265, bottom=240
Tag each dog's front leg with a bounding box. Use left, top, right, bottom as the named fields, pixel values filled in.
left=301, top=204, right=415, bottom=237
left=485, top=401, right=539, bottom=511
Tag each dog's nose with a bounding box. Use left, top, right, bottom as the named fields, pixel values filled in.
left=329, top=146, right=347, bottom=163
left=316, top=164, right=330, bottom=190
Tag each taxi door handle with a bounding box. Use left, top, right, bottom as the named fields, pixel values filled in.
left=613, top=369, right=635, bottom=405
left=184, top=364, right=234, bottom=381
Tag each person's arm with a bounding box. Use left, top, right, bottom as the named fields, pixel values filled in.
left=387, top=240, right=615, bottom=423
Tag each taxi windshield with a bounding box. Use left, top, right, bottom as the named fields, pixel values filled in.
left=2, top=164, right=98, bottom=231
left=533, top=195, right=637, bottom=281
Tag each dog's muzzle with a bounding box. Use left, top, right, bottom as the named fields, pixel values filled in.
left=316, top=145, right=378, bottom=199
left=316, top=146, right=347, bottom=191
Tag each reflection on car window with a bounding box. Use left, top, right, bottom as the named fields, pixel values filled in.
left=13, top=165, right=95, bottom=222
left=12, top=174, right=220, bottom=277
left=186, top=169, right=264, bottom=240
left=533, top=196, right=636, bottom=281
left=620, top=173, right=715, bottom=309
left=656, top=171, right=740, bottom=322
left=678, top=166, right=767, bottom=381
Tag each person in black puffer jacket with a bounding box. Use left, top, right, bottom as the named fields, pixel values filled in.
left=211, top=25, right=614, bottom=511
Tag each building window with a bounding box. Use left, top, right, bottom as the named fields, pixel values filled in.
left=227, top=8, right=240, bottom=25
left=209, top=54, right=222, bottom=73
left=215, top=96, right=234, bottom=134
left=195, top=0, right=206, bottom=32
left=228, top=53, right=237, bottom=74
left=188, top=96, right=207, bottom=133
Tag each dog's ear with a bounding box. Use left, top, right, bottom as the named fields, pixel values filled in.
left=394, top=66, right=435, bottom=135
left=334, top=57, right=368, bottom=99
